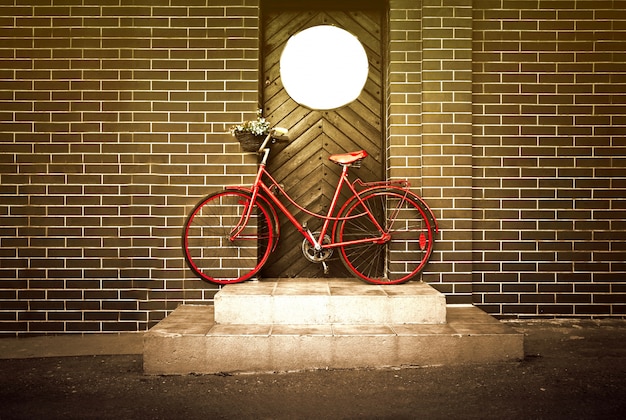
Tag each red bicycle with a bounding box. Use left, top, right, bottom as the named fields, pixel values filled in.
left=184, top=128, right=438, bottom=285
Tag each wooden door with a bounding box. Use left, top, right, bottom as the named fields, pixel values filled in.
left=261, top=3, right=384, bottom=278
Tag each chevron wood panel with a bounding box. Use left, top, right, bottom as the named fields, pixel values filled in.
left=262, top=7, right=383, bottom=278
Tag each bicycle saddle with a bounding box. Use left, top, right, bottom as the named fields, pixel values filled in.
left=329, top=150, right=368, bottom=165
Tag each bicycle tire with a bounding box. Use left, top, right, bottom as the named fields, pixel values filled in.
left=336, top=189, right=435, bottom=285
left=183, top=190, right=275, bottom=284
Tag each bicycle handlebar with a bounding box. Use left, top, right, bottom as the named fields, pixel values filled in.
left=272, top=127, right=290, bottom=140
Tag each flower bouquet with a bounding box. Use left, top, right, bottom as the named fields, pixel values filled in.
left=230, top=110, right=271, bottom=152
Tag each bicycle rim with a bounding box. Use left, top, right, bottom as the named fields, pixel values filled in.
left=183, top=190, right=274, bottom=284
left=337, top=190, right=434, bottom=285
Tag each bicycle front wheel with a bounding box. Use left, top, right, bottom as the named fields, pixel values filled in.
left=183, top=190, right=275, bottom=284
left=337, top=189, right=435, bottom=285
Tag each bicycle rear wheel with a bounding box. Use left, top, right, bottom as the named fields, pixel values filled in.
left=183, top=190, right=274, bottom=284
left=336, top=189, right=435, bottom=285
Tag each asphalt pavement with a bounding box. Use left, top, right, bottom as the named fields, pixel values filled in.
left=1, top=319, right=626, bottom=419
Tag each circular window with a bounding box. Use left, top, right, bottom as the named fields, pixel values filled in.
left=279, top=25, right=369, bottom=110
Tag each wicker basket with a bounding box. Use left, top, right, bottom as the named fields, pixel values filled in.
left=234, top=132, right=265, bottom=152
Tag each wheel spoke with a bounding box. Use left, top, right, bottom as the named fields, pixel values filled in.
left=337, top=189, right=435, bottom=284
left=183, top=191, right=274, bottom=284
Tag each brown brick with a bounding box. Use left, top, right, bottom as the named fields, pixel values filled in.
left=1, top=0, right=626, bottom=334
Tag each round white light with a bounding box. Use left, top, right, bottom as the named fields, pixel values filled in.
left=279, top=25, right=369, bottom=110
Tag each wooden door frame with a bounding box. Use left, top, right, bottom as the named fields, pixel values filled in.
left=259, top=0, right=389, bottom=169
left=259, top=0, right=389, bottom=109
left=259, top=0, right=389, bottom=278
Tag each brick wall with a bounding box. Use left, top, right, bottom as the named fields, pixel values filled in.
left=472, top=0, right=626, bottom=317
left=0, top=0, right=260, bottom=334
left=389, top=0, right=474, bottom=304
left=1, top=0, right=626, bottom=335
left=421, top=0, right=474, bottom=302
left=387, top=0, right=422, bottom=190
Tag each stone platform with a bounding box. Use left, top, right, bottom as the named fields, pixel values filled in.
left=214, top=278, right=447, bottom=325
left=144, top=279, right=524, bottom=375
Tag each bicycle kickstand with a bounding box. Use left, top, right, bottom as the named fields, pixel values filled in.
left=322, top=261, right=329, bottom=275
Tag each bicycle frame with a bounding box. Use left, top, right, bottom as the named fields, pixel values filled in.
left=184, top=128, right=439, bottom=284
left=229, top=147, right=403, bottom=252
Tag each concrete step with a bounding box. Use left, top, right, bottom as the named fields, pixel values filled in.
left=214, top=278, right=447, bottom=325
left=144, top=304, right=524, bottom=375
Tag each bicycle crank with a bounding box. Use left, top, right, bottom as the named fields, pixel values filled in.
left=301, top=233, right=333, bottom=274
